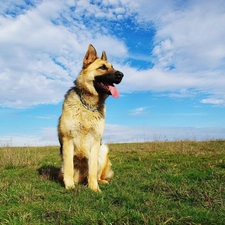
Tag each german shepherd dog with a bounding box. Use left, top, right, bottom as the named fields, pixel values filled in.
left=58, top=44, right=124, bottom=192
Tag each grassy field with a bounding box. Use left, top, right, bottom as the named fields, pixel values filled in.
left=0, top=140, right=225, bottom=224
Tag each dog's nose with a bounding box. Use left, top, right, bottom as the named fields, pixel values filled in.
left=115, top=71, right=124, bottom=79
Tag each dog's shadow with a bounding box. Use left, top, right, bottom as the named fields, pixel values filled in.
left=38, top=165, right=63, bottom=185
left=38, top=165, right=89, bottom=187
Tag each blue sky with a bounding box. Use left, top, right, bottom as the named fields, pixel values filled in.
left=0, top=0, right=225, bottom=146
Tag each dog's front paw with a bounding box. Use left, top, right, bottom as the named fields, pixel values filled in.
left=65, top=184, right=75, bottom=190
left=64, top=179, right=75, bottom=189
left=88, top=182, right=101, bottom=192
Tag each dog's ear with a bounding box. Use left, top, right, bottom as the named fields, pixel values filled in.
left=83, top=44, right=98, bottom=69
left=101, top=51, right=107, bottom=61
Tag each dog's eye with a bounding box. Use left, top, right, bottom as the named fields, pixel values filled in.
left=99, top=65, right=107, bottom=70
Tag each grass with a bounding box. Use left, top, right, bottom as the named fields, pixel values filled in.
left=0, top=140, right=225, bottom=224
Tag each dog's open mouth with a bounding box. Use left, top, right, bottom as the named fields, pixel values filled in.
left=95, top=82, right=120, bottom=98
left=94, top=72, right=123, bottom=98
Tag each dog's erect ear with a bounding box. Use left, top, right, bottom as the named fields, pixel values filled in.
left=101, top=51, right=107, bottom=61
left=83, top=44, right=98, bottom=69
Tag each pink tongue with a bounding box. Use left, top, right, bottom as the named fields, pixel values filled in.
left=108, top=84, right=120, bottom=98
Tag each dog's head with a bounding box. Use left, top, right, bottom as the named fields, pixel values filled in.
left=78, top=44, right=124, bottom=98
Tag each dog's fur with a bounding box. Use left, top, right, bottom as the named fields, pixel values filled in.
left=58, top=44, right=123, bottom=192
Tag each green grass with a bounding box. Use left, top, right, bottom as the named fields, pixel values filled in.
left=0, top=141, right=225, bottom=224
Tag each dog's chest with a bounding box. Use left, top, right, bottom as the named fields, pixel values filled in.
left=64, top=107, right=105, bottom=137
left=60, top=90, right=106, bottom=139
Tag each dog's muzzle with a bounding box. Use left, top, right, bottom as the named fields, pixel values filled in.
left=114, top=71, right=124, bottom=84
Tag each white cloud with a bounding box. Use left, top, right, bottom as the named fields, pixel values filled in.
left=0, top=127, right=58, bottom=147
left=118, top=65, right=224, bottom=93
left=0, top=0, right=128, bottom=108
left=103, top=124, right=225, bottom=143
left=0, top=134, right=57, bottom=147
left=129, top=107, right=147, bottom=116
left=2, top=124, right=224, bottom=147
left=131, top=0, right=225, bottom=104
left=201, top=98, right=225, bottom=106
left=151, top=2, right=225, bottom=72
left=1, top=0, right=225, bottom=108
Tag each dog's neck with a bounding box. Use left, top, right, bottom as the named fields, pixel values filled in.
left=75, top=87, right=106, bottom=112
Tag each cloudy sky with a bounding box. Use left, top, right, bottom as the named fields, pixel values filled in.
left=0, top=0, right=225, bottom=146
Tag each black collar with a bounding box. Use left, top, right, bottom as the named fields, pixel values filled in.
left=75, top=87, right=103, bottom=112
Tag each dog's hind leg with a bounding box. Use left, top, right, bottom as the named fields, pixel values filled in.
left=98, top=144, right=114, bottom=184
left=62, top=138, right=75, bottom=189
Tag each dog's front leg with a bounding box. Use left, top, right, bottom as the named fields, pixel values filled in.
left=63, top=139, right=75, bottom=189
left=88, top=143, right=101, bottom=192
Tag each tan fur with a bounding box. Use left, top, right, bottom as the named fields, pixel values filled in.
left=58, top=44, right=123, bottom=192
